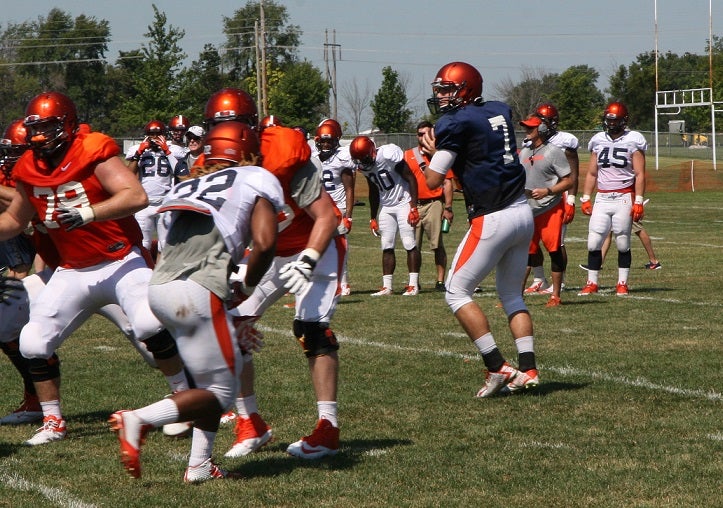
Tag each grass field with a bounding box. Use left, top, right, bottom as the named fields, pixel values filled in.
left=0, top=156, right=721, bottom=507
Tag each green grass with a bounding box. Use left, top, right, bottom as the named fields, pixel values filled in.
left=0, top=158, right=721, bottom=507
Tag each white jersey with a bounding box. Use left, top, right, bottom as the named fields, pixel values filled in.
left=125, top=145, right=184, bottom=203
left=548, top=130, right=579, bottom=151
left=159, top=165, right=285, bottom=263
left=169, top=143, right=190, bottom=160
left=318, top=145, right=356, bottom=209
left=588, top=130, right=647, bottom=191
left=357, top=143, right=410, bottom=207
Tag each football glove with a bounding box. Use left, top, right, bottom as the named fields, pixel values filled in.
left=408, top=206, right=420, bottom=227
left=580, top=196, right=592, bottom=216
left=154, top=135, right=171, bottom=155
left=231, top=315, right=265, bottom=354
left=563, top=203, right=575, bottom=224
left=279, top=249, right=319, bottom=294
left=0, top=275, right=25, bottom=305
left=631, top=203, right=644, bottom=222
left=337, top=217, right=353, bottom=235
left=57, top=206, right=95, bottom=231
left=226, top=280, right=256, bottom=309
left=369, top=218, right=380, bottom=237
left=135, top=140, right=151, bottom=157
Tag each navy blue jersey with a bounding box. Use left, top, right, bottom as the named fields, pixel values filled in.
left=434, top=100, right=526, bottom=219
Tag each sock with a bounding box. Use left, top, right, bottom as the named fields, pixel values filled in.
left=317, top=401, right=338, bottom=427
left=133, top=398, right=180, bottom=427
left=587, top=270, right=599, bottom=285
left=236, top=395, right=259, bottom=419
left=382, top=274, right=393, bottom=289
left=409, top=272, right=419, bottom=288
left=473, top=332, right=497, bottom=355
left=514, top=335, right=536, bottom=371
left=40, top=400, right=62, bottom=419
left=166, top=370, right=190, bottom=393
left=474, top=333, right=505, bottom=371
left=188, top=427, right=216, bottom=468
left=532, top=265, right=545, bottom=280
left=618, top=268, right=630, bottom=284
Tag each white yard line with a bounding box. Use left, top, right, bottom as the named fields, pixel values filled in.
left=0, top=471, right=97, bottom=508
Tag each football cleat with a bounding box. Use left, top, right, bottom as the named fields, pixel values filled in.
left=500, top=369, right=540, bottom=395
left=644, top=261, right=662, bottom=270
left=402, top=285, right=419, bottom=296
left=524, top=279, right=549, bottom=294
left=23, top=415, right=67, bottom=446
left=538, top=285, right=554, bottom=295
left=545, top=296, right=562, bottom=307
left=371, top=287, right=392, bottom=297
left=616, top=282, right=629, bottom=296
left=0, top=394, right=43, bottom=425
left=220, top=410, right=237, bottom=425
left=286, top=419, right=339, bottom=459
left=184, top=458, right=239, bottom=483
left=340, top=284, right=351, bottom=296
left=578, top=282, right=599, bottom=296
left=435, top=281, right=446, bottom=292
left=109, top=410, right=152, bottom=478
left=475, top=363, right=519, bottom=398
left=224, top=413, right=272, bottom=458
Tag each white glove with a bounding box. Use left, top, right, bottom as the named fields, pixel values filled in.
left=57, top=206, right=95, bottom=231
left=279, top=248, right=320, bottom=294
left=232, top=316, right=265, bottom=354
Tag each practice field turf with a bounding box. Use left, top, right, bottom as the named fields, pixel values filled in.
left=0, top=156, right=720, bottom=507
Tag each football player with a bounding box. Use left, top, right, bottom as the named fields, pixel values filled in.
left=167, top=114, right=190, bottom=159
left=421, top=61, right=539, bottom=396
left=579, top=101, right=647, bottom=296
left=350, top=135, right=420, bottom=296
left=0, top=92, right=190, bottom=445
left=110, top=122, right=284, bottom=483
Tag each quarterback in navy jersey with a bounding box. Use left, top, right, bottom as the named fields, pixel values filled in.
left=421, top=61, right=539, bottom=398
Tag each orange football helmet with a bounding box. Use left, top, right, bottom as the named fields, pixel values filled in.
left=203, top=121, right=260, bottom=164
left=0, top=119, right=30, bottom=176
left=317, top=118, right=342, bottom=138
left=144, top=120, right=166, bottom=136
left=428, top=62, right=483, bottom=114
left=535, top=103, right=559, bottom=135
left=349, top=136, right=376, bottom=168
left=24, top=91, right=79, bottom=158
left=315, top=122, right=341, bottom=158
left=603, top=101, right=629, bottom=135
left=204, top=88, right=258, bottom=128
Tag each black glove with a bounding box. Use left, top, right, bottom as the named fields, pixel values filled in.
left=57, top=206, right=95, bottom=231
left=0, top=275, right=25, bottom=305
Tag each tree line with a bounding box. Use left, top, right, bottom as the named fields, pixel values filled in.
left=2, top=2, right=722, bottom=137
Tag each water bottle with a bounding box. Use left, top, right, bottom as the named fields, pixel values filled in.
left=441, top=218, right=451, bottom=234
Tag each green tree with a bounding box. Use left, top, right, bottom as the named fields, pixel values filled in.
left=550, top=65, right=605, bottom=130
left=268, top=61, right=328, bottom=132
left=222, top=0, right=301, bottom=81
left=494, top=67, right=559, bottom=122
left=371, top=66, right=412, bottom=133
left=176, top=44, right=227, bottom=123
left=113, top=5, right=186, bottom=135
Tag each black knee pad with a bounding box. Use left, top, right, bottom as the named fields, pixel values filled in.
left=618, top=250, right=632, bottom=269
left=28, top=354, right=60, bottom=382
left=295, top=321, right=339, bottom=358
left=142, top=329, right=179, bottom=360
left=588, top=250, right=603, bottom=270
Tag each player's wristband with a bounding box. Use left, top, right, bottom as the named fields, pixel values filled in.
left=580, top=194, right=591, bottom=203
left=634, top=195, right=644, bottom=205
left=566, top=195, right=576, bottom=206
left=79, top=206, right=96, bottom=224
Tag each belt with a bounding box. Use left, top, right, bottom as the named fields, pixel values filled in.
left=418, top=198, right=442, bottom=205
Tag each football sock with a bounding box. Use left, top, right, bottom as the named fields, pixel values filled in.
left=473, top=332, right=497, bottom=355
left=134, top=398, right=179, bottom=427
left=317, top=401, right=338, bottom=427
left=409, top=272, right=419, bottom=288
left=382, top=274, right=393, bottom=289
left=514, top=335, right=536, bottom=371
left=532, top=265, right=545, bottom=280
left=587, top=270, right=599, bottom=285
left=236, top=395, right=259, bottom=419
left=40, top=400, right=62, bottom=419
left=618, top=268, right=630, bottom=284
left=188, top=427, right=216, bottom=467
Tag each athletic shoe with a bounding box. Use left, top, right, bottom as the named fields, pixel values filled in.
left=545, top=296, right=561, bottom=307
left=644, top=261, right=662, bottom=270
left=220, top=410, right=237, bottom=425
left=616, top=282, right=629, bottom=296
left=109, top=410, right=152, bottom=479
left=402, top=285, right=419, bottom=296
left=23, top=415, right=67, bottom=446
left=578, top=282, right=599, bottom=296
left=371, top=287, right=392, bottom=297
left=224, top=413, right=272, bottom=458
left=184, top=458, right=239, bottom=483
left=475, top=363, right=519, bottom=398
left=286, top=419, right=339, bottom=459
left=578, top=264, right=590, bottom=271
left=500, top=369, right=540, bottom=395
left=340, top=284, right=351, bottom=296
left=523, top=279, right=548, bottom=294
left=0, top=394, right=43, bottom=425
left=435, top=281, right=446, bottom=292
left=538, top=285, right=554, bottom=295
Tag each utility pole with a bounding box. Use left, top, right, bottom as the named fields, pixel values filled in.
left=254, top=21, right=262, bottom=112
left=323, top=29, right=341, bottom=119
left=259, top=0, right=268, bottom=117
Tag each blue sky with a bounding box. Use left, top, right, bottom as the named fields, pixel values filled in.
left=4, top=1, right=718, bottom=128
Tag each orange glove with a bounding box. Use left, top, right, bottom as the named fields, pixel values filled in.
left=581, top=197, right=592, bottom=216
left=369, top=218, right=380, bottom=237
left=631, top=203, right=644, bottom=222
left=135, top=140, right=151, bottom=157
left=408, top=207, right=420, bottom=227
left=563, top=202, right=575, bottom=224
left=154, top=135, right=171, bottom=155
